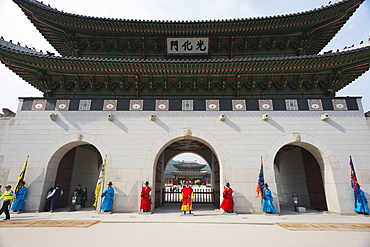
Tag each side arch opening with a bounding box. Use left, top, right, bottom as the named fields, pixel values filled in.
left=274, top=144, right=328, bottom=212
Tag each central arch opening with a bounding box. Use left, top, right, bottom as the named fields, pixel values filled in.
left=154, top=139, right=220, bottom=211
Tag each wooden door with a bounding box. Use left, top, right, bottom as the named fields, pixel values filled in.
left=301, top=148, right=328, bottom=211
left=54, top=148, right=76, bottom=207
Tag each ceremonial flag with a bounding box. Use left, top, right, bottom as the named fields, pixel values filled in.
left=256, top=156, right=265, bottom=197
left=93, top=155, right=107, bottom=207
left=349, top=155, right=360, bottom=202
left=14, top=156, right=29, bottom=193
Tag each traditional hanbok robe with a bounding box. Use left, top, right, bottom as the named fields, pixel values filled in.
left=101, top=187, right=114, bottom=211
left=10, top=186, right=27, bottom=210
left=220, top=187, right=234, bottom=211
left=180, top=186, right=194, bottom=211
left=140, top=186, right=152, bottom=210
left=262, top=188, right=276, bottom=213
left=354, top=189, right=370, bottom=214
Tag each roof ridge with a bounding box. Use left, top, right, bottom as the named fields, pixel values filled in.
left=14, top=0, right=355, bottom=23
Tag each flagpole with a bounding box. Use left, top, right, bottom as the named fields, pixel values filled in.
left=93, top=155, right=107, bottom=213
left=100, top=155, right=107, bottom=213
left=15, top=156, right=29, bottom=193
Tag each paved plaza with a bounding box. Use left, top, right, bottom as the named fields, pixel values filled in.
left=0, top=204, right=369, bottom=247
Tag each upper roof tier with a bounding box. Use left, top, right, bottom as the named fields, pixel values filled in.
left=13, top=0, right=364, bottom=58
left=1, top=39, right=369, bottom=98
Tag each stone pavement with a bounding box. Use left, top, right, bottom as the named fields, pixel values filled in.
left=3, top=204, right=369, bottom=225
left=0, top=204, right=369, bottom=247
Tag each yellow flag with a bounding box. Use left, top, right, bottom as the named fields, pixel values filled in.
left=15, top=156, right=29, bottom=193
left=93, top=155, right=107, bottom=207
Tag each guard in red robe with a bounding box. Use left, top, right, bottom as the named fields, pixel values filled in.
left=180, top=181, right=194, bottom=214
left=220, top=183, right=234, bottom=213
left=140, top=181, right=152, bottom=212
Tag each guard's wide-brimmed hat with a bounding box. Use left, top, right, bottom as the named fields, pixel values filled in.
left=5, top=185, right=11, bottom=188
left=145, top=181, right=149, bottom=185
left=108, top=181, right=113, bottom=185
left=20, top=181, right=26, bottom=184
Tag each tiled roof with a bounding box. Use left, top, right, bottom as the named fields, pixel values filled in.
left=13, top=0, right=364, bottom=56
left=1, top=39, right=369, bottom=96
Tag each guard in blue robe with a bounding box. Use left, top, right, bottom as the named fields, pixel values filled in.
left=354, top=187, right=370, bottom=214
left=101, top=182, right=114, bottom=212
left=262, top=183, right=276, bottom=214
left=11, top=181, right=27, bottom=212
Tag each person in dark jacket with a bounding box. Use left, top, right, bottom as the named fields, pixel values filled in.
left=47, top=185, right=63, bottom=212
left=44, top=187, right=54, bottom=212
left=74, top=184, right=83, bottom=205
left=81, top=187, right=88, bottom=208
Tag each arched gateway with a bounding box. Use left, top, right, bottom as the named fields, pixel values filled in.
left=42, top=142, right=103, bottom=209
left=274, top=144, right=328, bottom=212
left=154, top=139, right=221, bottom=209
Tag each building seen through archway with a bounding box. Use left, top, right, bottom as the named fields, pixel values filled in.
left=154, top=139, right=220, bottom=209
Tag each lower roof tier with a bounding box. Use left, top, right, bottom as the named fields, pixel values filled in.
left=1, top=40, right=370, bottom=98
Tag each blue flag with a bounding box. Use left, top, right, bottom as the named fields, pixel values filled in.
left=256, top=156, right=264, bottom=197
left=349, top=156, right=360, bottom=202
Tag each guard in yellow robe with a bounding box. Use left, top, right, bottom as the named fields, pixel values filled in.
left=180, top=181, right=194, bottom=214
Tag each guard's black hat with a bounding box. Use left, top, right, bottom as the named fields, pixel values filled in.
left=20, top=181, right=26, bottom=184
left=108, top=181, right=113, bottom=185
left=5, top=185, right=11, bottom=188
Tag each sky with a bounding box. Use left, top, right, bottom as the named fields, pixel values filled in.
left=0, top=0, right=369, bottom=112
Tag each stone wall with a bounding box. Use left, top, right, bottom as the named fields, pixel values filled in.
left=0, top=98, right=369, bottom=214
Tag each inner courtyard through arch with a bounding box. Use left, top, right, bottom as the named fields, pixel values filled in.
left=154, top=139, right=220, bottom=210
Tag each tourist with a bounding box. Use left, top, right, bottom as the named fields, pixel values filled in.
left=140, top=181, right=152, bottom=212
left=220, top=182, right=234, bottom=213
left=74, top=184, right=83, bottom=206
left=262, top=183, right=276, bottom=214
left=180, top=181, right=194, bottom=214
left=47, top=184, right=63, bottom=212
left=0, top=185, right=15, bottom=220
left=81, top=187, right=88, bottom=208
left=11, top=180, right=27, bottom=213
left=354, top=185, right=370, bottom=215
left=101, top=181, right=114, bottom=212
left=44, top=187, right=54, bottom=212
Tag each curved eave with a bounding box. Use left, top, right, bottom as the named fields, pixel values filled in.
left=171, top=171, right=208, bottom=177
left=1, top=41, right=370, bottom=93
left=13, top=0, right=364, bottom=56
left=173, top=164, right=207, bottom=169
